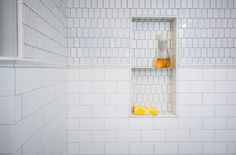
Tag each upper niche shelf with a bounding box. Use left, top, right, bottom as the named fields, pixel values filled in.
left=130, top=16, right=176, bottom=69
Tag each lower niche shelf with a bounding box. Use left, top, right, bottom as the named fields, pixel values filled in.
left=131, top=68, right=176, bottom=117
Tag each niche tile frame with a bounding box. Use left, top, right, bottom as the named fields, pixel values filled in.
left=130, top=16, right=178, bottom=117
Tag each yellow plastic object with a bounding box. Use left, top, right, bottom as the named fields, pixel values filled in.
left=147, top=106, right=158, bottom=116
left=133, top=106, right=145, bottom=115
left=132, top=105, right=158, bottom=116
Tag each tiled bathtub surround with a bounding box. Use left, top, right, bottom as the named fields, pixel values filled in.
left=1, top=0, right=236, bottom=155
left=67, top=0, right=236, bottom=154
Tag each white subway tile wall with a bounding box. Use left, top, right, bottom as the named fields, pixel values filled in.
left=67, top=67, right=236, bottom=155
left=0, top=0, right=68, bottom=154
left=68, top=0, right=236, bottom=65
left=66, top=0, right=236, bottom=154
left=0, top=68, right=67, bottom=155
left=22, top=0, right=67, bottom=64
left=1, top=0, right=236, bottom=154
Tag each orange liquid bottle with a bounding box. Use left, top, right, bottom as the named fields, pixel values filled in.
left=155, top=32, right=171, bottom=68
left=165, top=57, right=172, bottom=68
left=155, top=58, right=165, bottom=68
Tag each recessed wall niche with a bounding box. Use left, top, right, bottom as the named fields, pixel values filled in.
left=130, top=16, right=177, bottom=116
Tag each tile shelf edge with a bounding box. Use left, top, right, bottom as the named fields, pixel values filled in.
left=68, top=64, right=131, bottom=69
left=1, top=57, right=235, bottom=69
left=131, top=67, right=176, bottom=69
left=178, top=64, right=236, bottom=69
left=0, top=57, right=67, bottom=68
left=130, top=112, right=177, bottom=118
left=132, top=16, right=177, bottom=20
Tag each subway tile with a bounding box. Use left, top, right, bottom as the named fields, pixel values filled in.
left=92, top=106, right=117, bottom=117
left=0, top=126, right=14, bottom=153
left=203, top=93, right=227, bottom=105
left=105, top=93, right=129, bottom=105
left=154, top=142, right=179, bottom=154
left=0, top=96, right=15, bottom=124
left=80, top=93, right=104, bottom=105
left=166, top=130, right=190, bottom=142
left=93, top=130, right=116, bottom=142
left=130, top=143, right=154, bottom=154
left=179, top=69, right=202, bottom=80
left=92, top=81, right=117, bottom=92
left=203, top=118, right=227, bottom=129
left=68, top=106, right=92, bottom=118
left=80, top=143, right=104, bottom=155
left=191, top=130, right=214, bottom=141
left=215, top=105, right=236, bottom=117
left=68, top=130, right=92, bottom=142
left=105, top=118, right=129, bottom=129
left=129, top=118, right=154, bottom=129
left=0, top=68, right=15, bottom=96
left=179, top=142, right=203, bottom=154
left=190, top=105, right=214, bottom=117
left=80, top=118, right=104, bottom=130
left=117, top=130, right=140, bottom=142
left=141, top=130, right=165, bottom=142
left=154, top=118, right=178, bottom=129
left=203, top=142, right=227, bottom=153
left=179, top=118, right=202, bottom=129
left=215, top=130, right=236, bottom=141
left=203, top=69, right=227, bottom=80
left=105, top=69, right=130, bottom=80
left=179, top=93, right=202, bottom=105
left=105, top=143, right=129, bottom=155
left=80, top=69, right=105, bottom=80
left=215, top=81, right=236, bottom=92
left=68, top=81, right=92, bottom=93
left=191, top=81, right=215, bottom=92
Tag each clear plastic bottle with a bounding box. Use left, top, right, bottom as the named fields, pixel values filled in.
left=155, top=32, right=171, bottom=68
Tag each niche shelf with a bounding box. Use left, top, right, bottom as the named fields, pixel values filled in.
left=130, top=16, right=177, bottom=117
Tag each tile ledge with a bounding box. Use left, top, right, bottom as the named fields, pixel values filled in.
left=179, top=64, right=236, bottom=69
left=68, top=64, right=130, bottom=69
left=0, top=57, right=67, bottom=68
